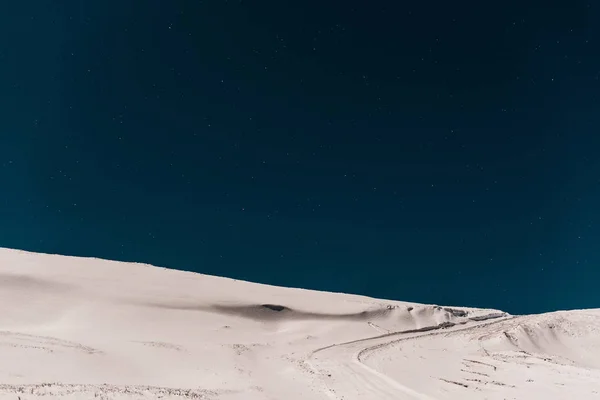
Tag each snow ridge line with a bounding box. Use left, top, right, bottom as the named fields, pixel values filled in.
left=356, top=313, right=515, bottom=362
left=310, top=311, right=510, bottom=357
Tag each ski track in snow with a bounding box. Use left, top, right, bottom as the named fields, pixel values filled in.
left=307, top=314, right=512, bottom=400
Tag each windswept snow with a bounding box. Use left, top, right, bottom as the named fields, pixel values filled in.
left=0, top=247, right=598, bottom=399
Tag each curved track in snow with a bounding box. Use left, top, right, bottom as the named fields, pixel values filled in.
left=307, top=314, right=513, bottom=400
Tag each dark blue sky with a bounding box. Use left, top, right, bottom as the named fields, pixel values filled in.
left=1, top=1, right=599, bottom=314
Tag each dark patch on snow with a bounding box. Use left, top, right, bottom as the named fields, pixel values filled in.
left=444, top=307, right=469, bottom=317
left=261, top=304, right=286, bottom=312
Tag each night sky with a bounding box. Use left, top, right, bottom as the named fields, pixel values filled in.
left=1, top=1, right=599, bottom=314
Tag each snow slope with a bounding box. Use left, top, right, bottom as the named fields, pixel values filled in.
left=0, top=247, right=598, bottom=399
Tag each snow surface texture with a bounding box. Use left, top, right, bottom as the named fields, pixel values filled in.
left=0, top=247, right=598, bottom=399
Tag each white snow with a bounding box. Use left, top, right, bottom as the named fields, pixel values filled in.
left=0, top=247, right=598, bottom=399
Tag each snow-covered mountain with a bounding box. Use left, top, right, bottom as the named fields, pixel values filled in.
left=0, top=247, right=598, bottom=399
